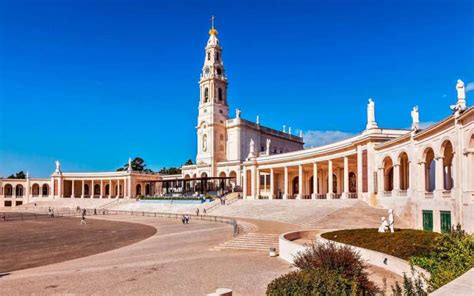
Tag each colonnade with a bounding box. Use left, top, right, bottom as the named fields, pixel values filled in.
left=243, top=153, right=362, bottom=200
left=58, top=178, right=131, bottom=199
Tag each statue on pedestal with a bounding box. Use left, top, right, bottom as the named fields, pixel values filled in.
left=235, top=108, right=241, bottom=118
left=247, top=139, right=256, bottom=159
left=411, top=106, right=419, bottom=131
left=266, top=138, right=271, bottom=155
left=127, top=158, right=132, bottom=172
left=55, top=160, right=61, bottom=173
left=366, top=98, right=378, bottom=130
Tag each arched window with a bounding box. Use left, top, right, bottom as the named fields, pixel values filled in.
left=442, top=141, right=454, bottom=190
left=399, top=153, right=410, bottom=190
left=207, top=52, right=210, bottom=60
left=218, top=88, right=223, bottom=101
left=216, top=52, right=219, bottom=61
left=424, top=148, right=436, bottom=192
left=42, top=184, right=49, bottom=196
left=383, top=157, right=394, bottom=192
left=105, top=184, right=110, bottom=195
left=4, top=184, right=13, bottom=197
left=204, top=87, right=209, bottom=103
left=16, top=185, right=24, bottom=197
left=32, top=184, right=40, bottom=196
left=94, top=184, right=100, bottom=195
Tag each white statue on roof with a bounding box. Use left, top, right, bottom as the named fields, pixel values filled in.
left=247, top=139, right=256, bottom=159
left=266, top=138, right=271, bottom=155
left=55, top=160, right=61, bottom=173
left=411, top=106, right=419, bottom=131
left=366, top=98, right=378, bottom=129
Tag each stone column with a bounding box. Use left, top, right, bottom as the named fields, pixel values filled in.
left=109, top=179, right=112, bottom=198
left=72, top=180, right=75, bottom=198
left=312, top=162, right=318, bottom=199
left=357, top=145, right=363, bottom=196
left=393, top=162, right=400, bottom=197
left=91, top=180, right=94, bottom=198
left=435, top=156, right=445, bottom=195
left=328, top=160, right=333, bottom=198
left=81, top=180, right=85, bottom=198
left=269, top=168, right=274, bottom=199
left=343, top=156, right=349, bottom=199
left=242, top=168, right=248, bottom=198
left=378, top=167, right=384, bottom=195
left=100, top=179, right=103, bottom=198
left=297, top=165, right=303, bottom=199
left=127, top=176, right=132, bottom=198
left=251, top=166, right=256, bottom=199
left=58, top=177, right=62, bottom=198
left=283, top=166, right=288, bottom=199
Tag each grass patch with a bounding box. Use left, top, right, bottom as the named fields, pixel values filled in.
left=321, top=228, right=441, bottom=260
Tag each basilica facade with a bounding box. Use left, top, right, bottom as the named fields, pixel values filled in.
left=1, top=22, right=473, bottom=233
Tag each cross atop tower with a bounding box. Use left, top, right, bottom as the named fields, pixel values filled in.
left=211, top=15, right=216, bottom=29
left=209, top=15, right=218, bottom=36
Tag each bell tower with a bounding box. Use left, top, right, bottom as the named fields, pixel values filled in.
left=196, top=16, right=229, bottom=171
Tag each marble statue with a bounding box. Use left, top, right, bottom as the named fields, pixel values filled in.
left=366, top=98, right=378, bottom=129
left=411, top=106, right=419, bottom=131
left=283, top=125, right=286, bottom=133
left=378, top=216, right=389, bottom=233
left=266, top=138, right=271, bottom=155
left=127, top=158, right=132, bottom=172
left=235, top=108, right=241, bottom=118
left=299, top=130, right=303, bottom=138
left=288, top=127, right=292, bottom=135
left=247, top=138, right=256, bottom=159
left=55, top=160, right=61, bottom=173
left=256, top=115, right=260, bottom=125
left=457, top=79, right=465, bottom=100
left=388, top=209, right=395, bottom=233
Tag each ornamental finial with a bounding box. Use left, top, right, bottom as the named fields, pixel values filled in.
left=209, top=15, right=218, bottom=36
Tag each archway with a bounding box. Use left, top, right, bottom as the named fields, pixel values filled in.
left=349, top=172, right=357, bottom=192
left=136, top=184, right=142, bottom=196
left=399, top=152, right=409, bottom=190
left=424, top=148, right=436, bottom=192
left=441, top=140, right=454, bottom=190
left=292, top=176, right=299, bottom=196
left=145, top=184, right=151, bottom=196
left=229, top=171, right=237, bottom=189
left=105, top=184, right=110, bottom=196
left=16, top=185, right=24, bottom=197
left=84, top=184, right=90, bottom=196
left=32, top=184, right=40, bottom=196
left=383, top=156, right=394, bottom=192
left=94, top=184, right=100, bottom=196
left=309, top=176, right=314, bottom=194
left=4, top=184, right=13, bottom=197
left=42, top=184, right=49, bottom=196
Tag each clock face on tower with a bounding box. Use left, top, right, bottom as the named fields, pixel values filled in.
left=204, top=67, right=210, bottom=75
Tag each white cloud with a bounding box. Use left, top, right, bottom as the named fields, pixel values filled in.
left=465, top=82, right=474, bottom=93
left=303, top=130, right=355, bottom=148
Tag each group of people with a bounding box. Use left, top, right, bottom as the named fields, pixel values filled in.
left=378, top=209, right=395, bottom=233
left=48, top=207, right=55, bottom=218
left=181, top=214, right=191, bottom=224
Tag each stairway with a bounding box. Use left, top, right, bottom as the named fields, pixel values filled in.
left=214, top=232, right=279, bottom=252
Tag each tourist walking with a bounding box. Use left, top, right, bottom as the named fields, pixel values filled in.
left=182, top=214, right=186, bottom=224
left=203, top=208, right=207, bottom=215
left=196, top=208, right=200, bottom=216
left=80, top=209, right=87, bottom=225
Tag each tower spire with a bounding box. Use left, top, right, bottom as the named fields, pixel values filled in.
left=209, top=15, right=218, bottom=36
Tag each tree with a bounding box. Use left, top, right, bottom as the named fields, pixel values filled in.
left=183, top=159, right=194, bottom=166
left=116, top=157, right=153, bottom=172
left=158, top=167, right=182, bottom=175
left=8, top=171, right=26, bottom=179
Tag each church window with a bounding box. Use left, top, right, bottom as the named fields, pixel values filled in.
left=216, top=68, right=222, bottom=75
left=204, top=87, right=209, bottom=103
left=220, top=134, right=224, bottom=141
left=207, top=52, right=211, bottom=60
left=216, top=52, right=219, bottom=61
left=219, top=110, right=223, bottom=114
left=218, top=88, right=223, bottom=101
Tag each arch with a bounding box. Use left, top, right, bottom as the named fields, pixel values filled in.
left=204, top=87, right=209, bottom=103
left=136, top=184, right=141, bottom=196
left=309, top=176, right=314, bottom=194
left=84, top=184, right=90, bottom=196
left=349, top=172, right=357, bottom=192
left=42, top=184, right=49, bottom=196
left=15, top=184, right=24, bottom=197
left=184, top=174, right=191, bottom=179
left=383, top=156, right=394, bottom=192
left=218, top=88, right=223, bottom=101
left=424, top=147, right=436, bottom=192
left=4, top=184, right=13, bottom=197
left=441, top=140, right=454, bottom=190
left=399, top=152, right=410, bottom=190
left=292, top=176, right=299, bottom=196
left=145, top=184, right=151, bottom=196
left=94, top=184, right=100, bottom=195
left=32, top=183, right=40, bottom=196
left=201, top=172, right=208, bottom=178
left=105, top=184, right=110, bottom=195
left=218, top=171, right=226, bottom=178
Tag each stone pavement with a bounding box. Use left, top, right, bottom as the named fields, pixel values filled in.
left=431, top=268, right=474, bottom=296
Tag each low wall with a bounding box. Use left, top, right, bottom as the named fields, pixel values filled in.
left=279, top=230, right=429, bottom=279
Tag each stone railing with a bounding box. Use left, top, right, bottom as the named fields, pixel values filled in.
left=425, top=191, right=434, bottom=198
left=316, top=194, right=327, bottom=199
left=347, top=193, right=358, bottom=199
left=399, top=190, right=408, bottom=197
left=333, top=193, right=342, bottom=199
left=383, top=191, right=392, bottom=197
left=442, top=190, right=452, bottom=198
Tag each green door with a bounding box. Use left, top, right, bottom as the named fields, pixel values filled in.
left=440, top=211, right=452, bottom=233
left=423, top=210, right=433, bottom=231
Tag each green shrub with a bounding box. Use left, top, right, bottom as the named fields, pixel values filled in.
left=266, top=268, right=353, bottom=296
left=410, top=224, right=474, bottom=291
left=391, top=267, right=428, bottom=296
left=293, top=241, right=378, bottom=294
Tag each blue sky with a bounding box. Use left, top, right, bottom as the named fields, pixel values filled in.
left=0, top=0, right=473, bottom=177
